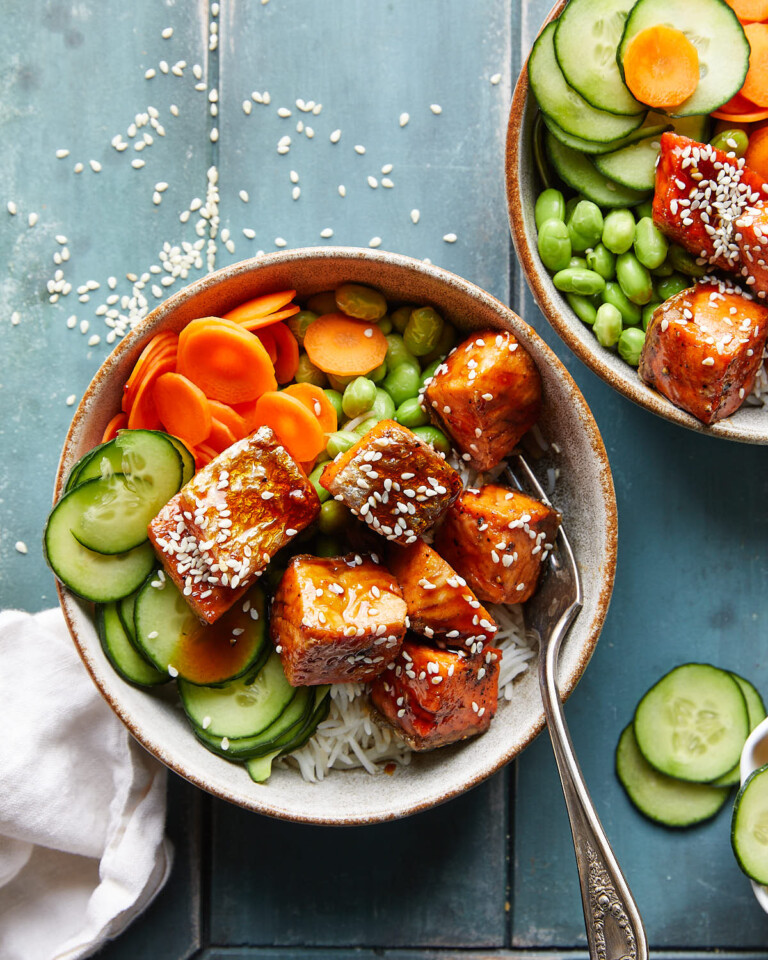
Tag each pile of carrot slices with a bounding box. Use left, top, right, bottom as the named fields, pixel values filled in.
left=110, top=289, right=336, bottom=470
left=714, top=1, right=768, bottom=121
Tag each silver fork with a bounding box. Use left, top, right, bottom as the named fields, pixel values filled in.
left=506, top=453, right=648, bottom=960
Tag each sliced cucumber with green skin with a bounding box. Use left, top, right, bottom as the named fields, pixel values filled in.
left=618, top=0, right=749, bottom=118
left=67, top=474, right=158, bottom=555
left=246, top=750, right=282, bottom=783
left=554, top=0, right=642, bottom=117
left=529, top=22, right=647, bottom=143
left=543, top=115, right=668, bottom=156
left=246, top=687, right=332, bottom=783
left=545, top=130, right=651, bottom=208
left=166, top=435, right=195, bottom=485
left=65, top=442, right=109, bottom=492
left=118, top=590, right=139, bottom=644
left=712, top=673, right=767, bottom=788
left=732, top=764, right=768, bottom=884
left=44, top=493, right=156, bottom=603
left=97, top=603, right=168, bottom=688
left=616, top=725, right=730, bottom=827
left=74, top=429, right=183, bottom=494
left=634, top=663, right=749, bottom=783
left=178, top=650, right=295, bottom=739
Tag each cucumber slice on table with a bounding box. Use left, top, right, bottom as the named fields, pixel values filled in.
left=618, top=0, right=749, bottom=118
left=732, top=765, right=768, bottom=884
left=634, top=663, right=749, bottom=783
left=97, top=603, right=168, bottom=688
left=529, top=21, right=647, bottom=143
left=554, top=0, right=642, bottom=117
left=616, top=725, right=730, bottom=827
left=712, top=673, right=767, bottom=788
left=545, top=130, right=651, bottom=207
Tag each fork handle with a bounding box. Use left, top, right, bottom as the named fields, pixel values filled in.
left=539, top=611, right=648, bottom=960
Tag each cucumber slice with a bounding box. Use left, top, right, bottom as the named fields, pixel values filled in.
left=616, top=725, right=729, bottom=827
left=245, top=687, right=331, bottom=782
left=134, top=577, right=268, bottom=685
left=634, top=663, right=749, bottom=782
left=65, top=442, right=109, bottom=493
left=545, top=130, right=651, bottom=207
left=44, top=494, right=155, bottom=603
left=67, top=474, right=157, bottom=555
left=118, top=590, right=138, bottom=643
left=178, top=650, right=295, bottom=739
left=166, top=435, right=195, bottom=485
left=74, top=430, right=183, bottom=495
left=543, top=115, right=668, bottom=156
left=618, top=0, right=749, bottom=118
left=732, top=764, right=768, bottom=884
left=246, top=750, right=281, bottom=783
left=529, top=22, right=647, bottom=143
left=712, top=673, right=767, bottom=787
left=554, top=0, right=642, bottom=116
left=96, top=603, right=167, bottom=688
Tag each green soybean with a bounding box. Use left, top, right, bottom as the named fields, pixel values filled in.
left=655, top=272, right=691, bottom=301
left=633, top=218, right=669, bottom=270
left=286, top=310, right=318, bottom=346
left=385, top=333, right=418, bottom=370
left=710, top=128, right=749, bottom=158
left=420, top=358, right=443, bottom=386
left=634, top=200, right=654, bottom=221
left=586, top=243, right=616, bottom=280
left=641, top=301, right=661, bottom=331
left=618, top=327, right=646, bottom=367
left=308, top=464, right=332, bottom=503
left=326, top=430, right=358, bottom=458
left=342, top=377, right=377, bottom=418
left=602, top=209, right=636, bottom=254
left=616, top=252, right=654, bottom=305
left=318, top=500, right=350, bottom=535
left=413, top=425, right=451, bottom=456
left=566, top=293, right=598, bottom=326
left=369, top=360, right=388, bottom=383
left=351, top=417, right=378, bottom=438
left=323, top=389, right=344, bottom=421
left=314, top=535, right=342, bottom=558
left=306, top=290, right=338, bottom=315
left=382, top=362, right=421, bottom=406
left=395, top=397, right=430, bottom=428
left=651, top=260, right=675, bottom=277
left=335, top=283, right=387, bottom=320
left=593, top=303, right=623, bottom=348
left=602, top=281, right=642, bottom=327
left=568, top=223, right=594, bottom=254
left=377, top=315, right=393, bottom=335
left=569, top=256, right=588, bottom=270
left=537, top=219, right=572, bottom=272
left=371, top=387, right=396, bottom=422
left=390, top=305, right=413, bottom=333
left=534, top=188, right=566, bottom=229
left=422, top=322, right=457, bottom=366
left=667, top=245, right=706, bottom=278
left=552, top=267, right=605, bottom=296
left=404, top=306, right=444, bottom=356
left=294, top=353, right=328, bottom=387
left=570, top=200, right=604, bottom=246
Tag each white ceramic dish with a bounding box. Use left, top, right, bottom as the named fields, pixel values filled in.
left=55, top=247, right=617, bottom=824
left=740, top=716, right=768, bottom=911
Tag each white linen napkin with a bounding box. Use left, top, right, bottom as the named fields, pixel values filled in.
left=0, top=608, right=172, bottom=960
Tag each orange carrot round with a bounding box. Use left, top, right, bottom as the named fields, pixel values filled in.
left=253, top=391, right=326, bottom=462
left=236, top=304, right=301, bottom=332
left=177, top=316, right=277, bottom=403
left=270, top=323, right=300, bottom=384
left=726, top=0, right=768, bottom=22
left=623, top=25, right=699, bottom=109
left=745, top=123, right=768, bottom=177
left=222, top=289, right=297, bottom=324
left=207, top=399, right=250, bottom=440
left=255, top=327, right=278, bottom=363
left=101, top=412, right=128, bottom=443
left=742, top=23, right=768, bottom=108
left=283, top=383, right=338, bottom=434
left=122, top=332, right=177, bottom=413
left=206, top=417, right=237, bottom=454
left=154, top=372, right=212, bottom=447
left=194, top=443, right=219, bottom=468
left=303, top=313, right=388, bottom=376
left=231, top=398, right=261, bottom=430
left=126, top=353, right=176, bottom=430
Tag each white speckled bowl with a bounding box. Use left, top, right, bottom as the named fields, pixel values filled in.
left=55, top=248, right=616, bottom=824
left=740, top=716, right=768, bottom=911
left=506, top=0, right=768, bottom=444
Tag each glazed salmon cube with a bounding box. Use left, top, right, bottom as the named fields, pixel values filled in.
left=423, top=330, right=542, bottom=471
left=733, top=202, right=768, bottom=298
left=148, top=494, right=248, bottom=624
left=387, top=539, right=497, bottom=655
left=320, top=420, right=462, bottom=546
left=270, top=554, right=408, bottom=685
left=434, top=484, right=560, bottom=605
left=369, top=639, right=501, bottom=750
left=639, top=279, right=768, bottom=424
left=179, top=426, right=320, bottom=586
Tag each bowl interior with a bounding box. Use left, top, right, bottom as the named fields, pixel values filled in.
left=505, top=5, right=768, bottom=445
left=740, top=717, right=768, bottom=912
left=57, top=247, right=616, bottom=824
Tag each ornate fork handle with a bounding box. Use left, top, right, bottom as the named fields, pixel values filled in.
left=538, top=603, right=648, bottom=960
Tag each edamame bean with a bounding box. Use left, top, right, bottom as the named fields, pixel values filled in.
left=314, top=535, right=342, bottom=558
left=342, top=377, right=377, bottom=418
left=323, top=389, right=343, bottom=421
left=422, top=322, right=457, bottom=365
left=308, top=464, right=332, bottom=503
left=404, top=306, right=444, bottom=356
left=633, top=218, right=669, bottom=270
left=318, top=500, right=350, bottom=535
left=570, top=200, right=604, bottom=246
left=655, top=272, right=690, bottom=301
left=586, top=243, right=616, bottom=280
left=395, top=397, right=430, bottom=428
left=383, top=362, right=421, bottom=406
left=616, top=252, right=654, bottom=305
left=306, top=290, right=338, bottom=315
left=385, top=333, right=418, bottom=370
left=537, top=219, right=571, bottom=272
left=286, top=309, right=318, bottom=346
left=635, top=200, right=654, bottom=221
left=602, top=209, right=636, bottom=254
left=641, top=301, right=661, bottom=331
left=294, top=354, right=328, bottom=387
left=534, top=188, right=566, bottom=229
left=602, top=282, right=642, bottom=327
left=413, top=425, right=451, bottom=456
left=377, top=315, right=393, bottom=335
left=710, top=128, right=749, bottom=158
left=651, top=260, right=674, bottom=277
left=371, top=387, right=396, bottom=421
left=335, top=283, right=387, bottom=320
left=566, top=293, right=598, bottom=326
left=618, top=327, right=646, bottom=366
left=326, top=430, right=358, bottom=458
left=568, top=223, right=594, bottom=254
left=420, top=358, right=443, bottom=386
left=369, top=360, right=388, bottom=383
left=565, top=195, right=581, bottom=220
left=593, top=303, right=623, bottom=347
left=390, top=305, right=413, bottom=333
left=667, top=245, right=706, bottom=278
left=552, top=267, right=605, bottom=296
left=569, top=256, right=588, bottom=270
left=327, top=372, right=355, bottom=392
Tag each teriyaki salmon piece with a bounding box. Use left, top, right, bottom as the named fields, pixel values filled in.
left=423, top=330, right=542, bottom=471
left=434, top=484, right=560, bottom=605
left=370, top=639, right=501, bottom=750
left=270, top=554, right=408, bottom=685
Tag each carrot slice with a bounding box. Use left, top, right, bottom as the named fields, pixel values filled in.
left=253, top=391, right=326, bottom=462
left=101, top=412, right=128, bottom=443
left=726, top=0, right=768, bottom=22
left=745, top=123, right=768, bottom=177
left=122, top=332, right=178, bottom=413
left=126, top=353, right=177, bottom=430
left=255, top=327, right=278, bottom=363
left=177, top=316, right=277, bottom=403
left=194, top=443, right=220, bottom=468
left=231, top=398, right=262, bottom=430
left=741, top=23, right=768, bottom=108
left=303, top=313, right=387, bottom=376
left=283, top=383, right=338, bottom=434
left=236, top=305, right=301, bottom=333
left=622, top=25, right=699, bottom=110
left=207, top=399, right=250, bottom=440
left=271, top=323, right=300, bottom=384
left=153, top=372, right=212, bottom=447
left=206, top=417, right=237, bottom=454
left=222, top=289, right=297, bottom=325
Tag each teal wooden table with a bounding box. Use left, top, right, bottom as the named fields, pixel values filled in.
left=2, top=2, right=767, bottom=957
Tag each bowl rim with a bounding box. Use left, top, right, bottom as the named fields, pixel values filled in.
left=740, top=716, right=768, bottom=911
left=504, top=0, right=768, bottom=446
left=54, top=246, right=618, bottom=824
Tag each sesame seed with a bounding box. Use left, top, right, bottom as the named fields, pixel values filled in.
left=490, top=73, right=502, bottom=85
left=14, top=541, right=27, bottom=554
left=410, top=209, right=420, bottom=224
left=354, top=144, right=366, bottom=155
left=56, top=148, right=70, bottom=159
left=338, top=184, right=347, bottom=197
left=443, top=232, right=457, bottom=243
left=162, top=26, right=173, bottom=38
left=399, top=112, right=410, bottom=127
left=320, top=227, right=334, bottom=238
left=368, top=236, right=382, bottom=248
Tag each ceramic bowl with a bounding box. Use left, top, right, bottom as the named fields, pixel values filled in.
left=55, top=247, right=617, bottom=824
left=505, top=0, right=768, bottom=445
left=740, top=716, right=768, bottom=911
